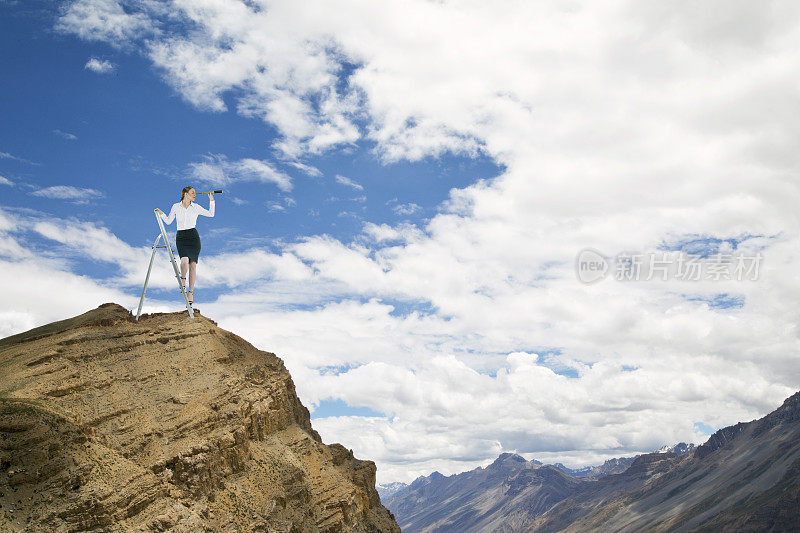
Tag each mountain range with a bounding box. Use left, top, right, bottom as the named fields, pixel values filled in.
left=384, top=395, right=800, bottom=531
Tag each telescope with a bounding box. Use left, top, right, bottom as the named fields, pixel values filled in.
left=198, top=190, right=223, bottom=195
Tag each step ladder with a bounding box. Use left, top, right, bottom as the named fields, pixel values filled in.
left=135, top=209, right=193, bottom=321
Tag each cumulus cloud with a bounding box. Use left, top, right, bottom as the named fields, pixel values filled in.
left=0, top=208, right=139, bottom=337
left=84, top=57, right=115, bottom=73
left=50, top=0, right=800, bottom=483
left=188, top=154, right=292, bottom=191
left=0, top=258, right=139, bottom=338
left=362, top=222, right=423, bottom=243
left=31, top=185, right=102, bottom=203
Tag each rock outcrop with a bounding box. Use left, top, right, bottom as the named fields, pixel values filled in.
left=0, top=303, right=400, bottom=532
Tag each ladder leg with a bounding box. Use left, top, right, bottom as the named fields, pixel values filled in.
left=136, top=233, right=164, bottom=321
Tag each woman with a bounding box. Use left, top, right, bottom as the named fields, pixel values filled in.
left=155, top=186, right=215, bottom=306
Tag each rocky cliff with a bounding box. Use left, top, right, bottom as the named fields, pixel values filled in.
left=0, top=303, right=400, bottom=533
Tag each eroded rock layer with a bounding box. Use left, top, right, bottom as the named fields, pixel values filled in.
left=0, top=303, right=399, bottom=533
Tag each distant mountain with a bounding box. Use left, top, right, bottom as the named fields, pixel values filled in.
left=654, top=442, right=695, bottom=456
left=384, top=449, right=646, bottom=532
left=377, top=481, right=408, bottom=500
left=385, top=391, right=800, bottom=532
left=553, top=456, right=636, bottom=479
left=532, top=391, right=800, bottom=532
left=385, top=453, right=583, bottom=532
left=553, top=442, right=694, bottom=480
left=551, top=464, right=593, bottom=478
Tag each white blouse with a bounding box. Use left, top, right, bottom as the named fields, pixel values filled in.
left=160, top=199, right=215, bottom=230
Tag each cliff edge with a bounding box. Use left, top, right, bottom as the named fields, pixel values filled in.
left=0, top=303, right=400, bottom=533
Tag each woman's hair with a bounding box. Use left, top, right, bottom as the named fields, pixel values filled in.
left=180, top=186, right=194, bottom=202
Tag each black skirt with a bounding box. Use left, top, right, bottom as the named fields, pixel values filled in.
left=176, top=228, right=201, bottom=263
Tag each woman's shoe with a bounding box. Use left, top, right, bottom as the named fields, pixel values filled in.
left=180, top=276, right=187, bottom=290
left=187, top=290, right=193, bottom=306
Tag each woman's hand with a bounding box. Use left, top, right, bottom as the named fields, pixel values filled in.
left=155, top=208, right=163, bottom=214
left=209, top=192, right=214, bottom=200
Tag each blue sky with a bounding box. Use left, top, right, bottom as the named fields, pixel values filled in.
left=0, top=1, right=502, bottom=300
left=0, top=2, right=498, bottom=275
left=2, top=0, right=800, bottom=484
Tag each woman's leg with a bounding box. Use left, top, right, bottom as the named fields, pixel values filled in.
left=180, top=257, right=188, bottom=287
left=188, top=261, right=197, bottom=296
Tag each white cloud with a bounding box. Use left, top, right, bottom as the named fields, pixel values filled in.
left=0, top=207, right=317, bottom=295
left=84, top=57, right=115, bottom=73
left=391, top=202, right=421, bottom=216
left=52, top=129, right=78, bottom=140
left=0, top=210, right=31, bottom=261
left=31, top=185, right=102, bottom=203
left=56, top=0, right=158, bottom=47
left=335, top=174, right=364, bottom=191
left=188, top=154, right=292, bottom=191
left=32, top=218, right=143, bottom=267
left=0, top=151, right=36, bottom=164
left=0, top=258, right=141, bottom=339
left=0, top=175, right=12, bottom=186
left=288, top=161, right=323, bottom=178
left=60, top=0, right=364, bottom=159
left=0, top=208, right=140, bottom=336
left=51, top=0, right=800, bottom=484
left=201, top=249, right=313, bottom=288
left=362, top=222, right=423, bottom=243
